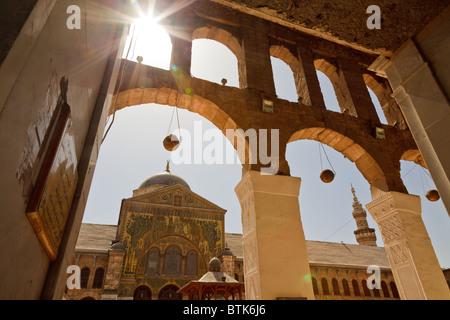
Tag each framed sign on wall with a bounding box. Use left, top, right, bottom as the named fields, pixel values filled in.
left=26, top=102, right=78, bottom=261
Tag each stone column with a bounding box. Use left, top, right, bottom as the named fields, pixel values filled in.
left=371, top=37, right=450, bottom=216
left=235, top=171, right=315, bottom=300
left=337, top=59, right=380, bottom=122
left=168, top=11, right=195, bottom=92
left=241, top=19, right=276, bottom=96
left=170, top=37, right=192, bottom=76
left=366, top=192, right=450, bottom=300
left=296, top=45, right=326, bottom=107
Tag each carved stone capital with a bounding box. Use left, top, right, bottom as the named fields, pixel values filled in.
left=365, top=191, right=421, bottom=223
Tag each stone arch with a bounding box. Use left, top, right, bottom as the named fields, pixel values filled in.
left=288, top=127, right=396, bottom=193
left=134, top=285, right=152, bottom=300
left=314, top=58, right=345, bottom=113
left=270, top=45, right=302, bottom=102
left=401, top=149, right=427, bottom=169
left=111, top=87, right=250, bottom=169
left=363, top=73, right=407, bottom=129
left=192, top=25, right=247, bottom=89
left=159, top=284, right=182, bottom=300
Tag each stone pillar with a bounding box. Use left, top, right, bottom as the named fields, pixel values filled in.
left=366, top=192, right=450, bottom=300
left=170, top=36, right=192, bottom=76
left=235, top=171, right=315, bottom=300
left=371, top=38, right=450, bottom=216
left=241, top=19, right=276, bottom=96
left=102, top=246, right=126, bottom=300
left=296, top=45, right=326, bottom=107
left=337, top=59, right=380, bottom=122
left=168, top=11, right=195, bottom=91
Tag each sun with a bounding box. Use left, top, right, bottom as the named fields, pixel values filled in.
left=123, top=16, right=172, bottom=70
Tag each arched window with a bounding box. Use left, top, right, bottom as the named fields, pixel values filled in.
left=164, top=246, right=181, bottom=276
left=352, top=279, right=361, bottom=297
left=92, top=267, right=104, bottom=289
left=134, top=285, right=152, bottom=300
left=381, top=281, right=390, bottom=298
left=390, top=281, right=400, bottom=298
left=191, top=39, right=240, bottom=88
left=362, top=280, right=371, bottom=297
left=311, top=277, right=319, bottom=295
left=316, top=70, right=340, bottom=112
left=271, top=56, right=298, bottom=102
left=159, top=285, right=182, bottom=300
left=332, top=278, right=340, bottom=295
left=342, top=279, right=351, bottom=296
left=367, top=86, right=388, bottom=124
left=123, top=18, right=172, bottom=70
left=373, top=286, right=381, bottom=297
left=321, top=278, right=330, bottom=295
left=146, top=247, right=160, bottom=276
left=186, top=250, right=198, bottom=276
left=81, top=296, right=95, bottom=300
left=80, top=267, right=90, bottom=289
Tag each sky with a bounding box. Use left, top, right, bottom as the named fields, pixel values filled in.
left=82, top=17, right=450, bottom=268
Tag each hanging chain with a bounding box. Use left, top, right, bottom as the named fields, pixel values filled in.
left=317, top=137, right=336, bottom=174
left=166, top=106, right=182, bottom=142
left=419, top=165, right=426, bottom=194
left=176, top=106, right=182, bottom=142
left=318, top=142, right=323, bottom=171
left=167, top=107, right=176, bottom=136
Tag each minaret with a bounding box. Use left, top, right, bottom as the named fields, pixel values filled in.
left=351, top=185, right=377, bottom=246
left=165, top=160, right=170, bottom=172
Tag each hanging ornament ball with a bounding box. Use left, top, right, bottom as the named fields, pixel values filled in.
left=425, top=189, right=440, bottom=202
left=320, top=169, right=335, bottom=183
left=163, top=134, right=180, bottom=151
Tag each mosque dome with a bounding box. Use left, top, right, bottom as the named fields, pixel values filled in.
left=138, top=161, right=190, bottom=190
